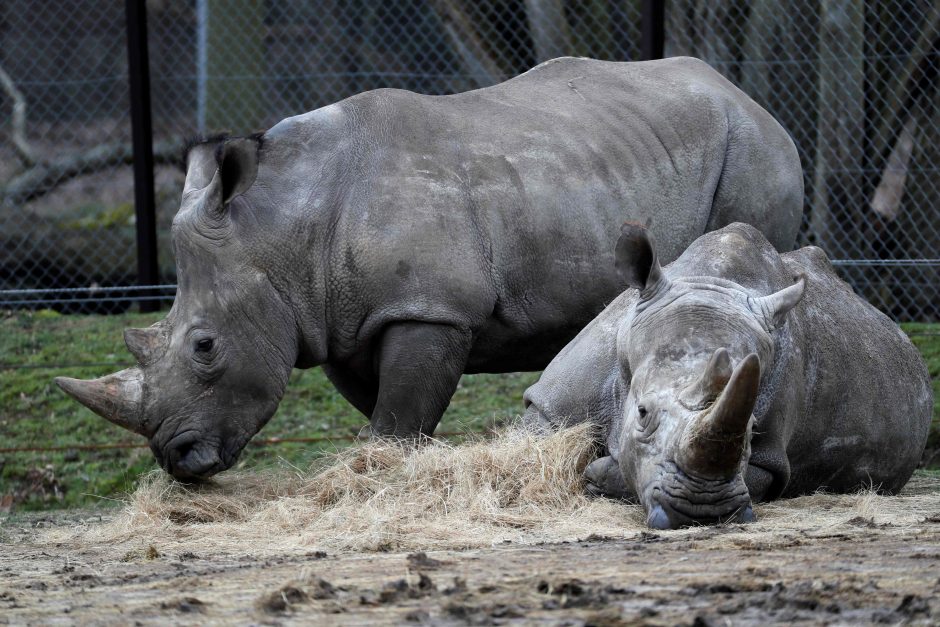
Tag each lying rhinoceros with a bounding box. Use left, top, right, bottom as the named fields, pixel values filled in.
left=56, top=57, right=803, bottom=480
left=523, top=223, right=932, bottom=529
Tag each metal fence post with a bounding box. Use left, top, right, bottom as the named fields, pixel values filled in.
left=125, top=0, right=159, bottom=313
left=641, top=0, right=665, bottom=61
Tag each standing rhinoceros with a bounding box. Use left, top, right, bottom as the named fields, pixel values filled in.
left=56, top=57, right=803, bottom=480
left=523, top=222, right=932, bottom=529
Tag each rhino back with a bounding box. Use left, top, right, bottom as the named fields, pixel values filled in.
left=779, top=246, right=932, bottom=495
left=254, top=58, right=797, bottom=370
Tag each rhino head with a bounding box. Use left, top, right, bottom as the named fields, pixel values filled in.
left=612, top=224, right=805, bottom=529
left=56, top=136, right=301, bottom=481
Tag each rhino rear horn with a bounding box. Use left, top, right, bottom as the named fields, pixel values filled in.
left=54, top=368, right=147, bottom=435
left=677, top=353, right=760, bottom=479
left=615, top=223, right=669, bottom=298
left=679, top=347, right=733, bottom=408
left=749, top=275, right=806, bottom=330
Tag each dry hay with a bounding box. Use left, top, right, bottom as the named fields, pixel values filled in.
left=47, top=424, right=940, bottom=557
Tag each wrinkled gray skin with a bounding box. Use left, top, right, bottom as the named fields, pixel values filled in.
left=55, top=57, right=803, bottom=481
left=523, top=222, right=932, bottom=529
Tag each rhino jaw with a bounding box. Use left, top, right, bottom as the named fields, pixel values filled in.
left=55, top=368, right=147, bottom=435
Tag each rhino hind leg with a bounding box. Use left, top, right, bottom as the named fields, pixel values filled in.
left=584, top=455, right=634, bottom=500
left=370, top=321, right=473, bottom=438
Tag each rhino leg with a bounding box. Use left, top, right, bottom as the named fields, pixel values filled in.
left=584, top=455, right=633, bottom=500
left=323, top=364, right=378, bottom=417
left=370, top=322, right=472, bottom=438
left=744, top=464, right=778, bottom=502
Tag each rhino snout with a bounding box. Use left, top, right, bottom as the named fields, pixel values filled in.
left=645, top=496, right=755, bottom=530
left=645, top=466, right=755, bottom=529
left=160, top=431, right=225, bottom=481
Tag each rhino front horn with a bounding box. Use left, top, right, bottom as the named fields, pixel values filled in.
left=678, top=353, right=760, bottom=479
left=55, top=368, right=147, bottom=435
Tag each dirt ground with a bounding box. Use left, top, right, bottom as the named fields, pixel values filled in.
left=3, top=489, right=940, bottom=625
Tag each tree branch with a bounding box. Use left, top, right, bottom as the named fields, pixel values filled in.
left=2, top=139, right=183, bottom=205
left=866, top=6, right=939, bottom=222
left=428, top=0, right=504, bottom=87
left=0, top=64, right=37, bottom=168
left=525, top=0, right=572, bottom=63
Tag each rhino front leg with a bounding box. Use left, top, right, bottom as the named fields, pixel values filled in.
left=370, top=322, right=472, bottom=438
left=323, top=364, right=378, bottom=417
left=584, top=455, right=633, bottom=500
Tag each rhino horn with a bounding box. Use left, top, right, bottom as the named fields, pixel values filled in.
left=54, top=368, right=147, bottom=435
left=679, top=347, right=733, bottom=407
left=678, top=353, right=760, bottom=479
left=124, top=327, right=165, bottom=364
left=749, top=275, right=806, bottom=330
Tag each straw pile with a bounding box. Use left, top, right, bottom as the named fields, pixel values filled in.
left=51, top=424, right=940, bottom=556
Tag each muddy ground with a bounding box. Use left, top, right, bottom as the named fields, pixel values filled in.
left=2, top=507, right=940, bottom=625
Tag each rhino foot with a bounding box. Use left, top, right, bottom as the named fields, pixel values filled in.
left=583, top=455, right=633, bottom=500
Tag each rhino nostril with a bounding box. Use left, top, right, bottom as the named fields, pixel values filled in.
left=737, top=504, right=756, bottom=523
left=172, top=440, right=195, bottom=464
left=647, top=505, right=674, bottom=530
left=168, top=439, right=221, bottom=480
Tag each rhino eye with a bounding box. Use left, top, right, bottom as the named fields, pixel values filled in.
left=635, top=403, right=656, bottom=438
left=195, top=338, right=214, bottom=353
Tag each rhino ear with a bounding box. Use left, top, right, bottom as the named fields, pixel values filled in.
left=749, top=274, right=806, bottom=330
left=615, top=223, right=668, bottom=297
left=215, top=136, right=261, bottom=206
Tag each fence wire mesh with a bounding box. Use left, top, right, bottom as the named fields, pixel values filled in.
left=665, top=0, right=940, bottom=321
left=1, top=0, right=938, bottom=320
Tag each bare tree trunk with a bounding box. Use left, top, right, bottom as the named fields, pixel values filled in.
left=664, top=0, right=692, bottom=57
left=895, top=93, right=940, bottom=320
left=525, top=0, right=572, bottom=62
left=578, top=0, right=612, bottom=59
left=204, top=0, right=264, bottom=134
left=865, top=4, right=940, bottom=224
left=810, top=0, right=865, bottom=253
left=428, top=0, right=503, bottom=87
left=2, top=140, right=183, bottom=205
left=871, top=4, right=940, bottom=175
left=693, top=1, right=732, bottom=66
left=738, top=0, right=818, bottom=249
left=870, top=115, right=917, bottom=222
left=739, top=0, right=779, bottom=105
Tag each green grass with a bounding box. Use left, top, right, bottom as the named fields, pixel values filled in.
left=0, top=310, right=538, bottom=511
left=903, top=324, right=940, bottom=456
left=1, top=311, right=937, bottom=511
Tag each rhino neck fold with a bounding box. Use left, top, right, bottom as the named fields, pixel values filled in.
left=247, top=207, right=331, bottom=369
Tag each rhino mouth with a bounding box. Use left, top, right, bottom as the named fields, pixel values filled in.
left=153, top=429, right=235, bottom=482
left=646, top=462, right=754, bottom=529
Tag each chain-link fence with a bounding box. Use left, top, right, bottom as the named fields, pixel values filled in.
left=1, top=0, right=938, bottom=320
left=666, top=0, right=939, bottom=321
